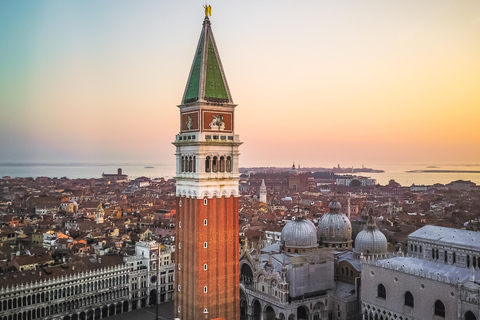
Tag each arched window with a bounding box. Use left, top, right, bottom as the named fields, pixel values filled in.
left=226, top=156, right=232, bottom=172
left=193, top=156, right=196, bottom=172
left=212, top=156, right=218, bottom=172
left=181, top=156, right=185, bottom=172
left=465, top=311, right=477, bottom=320
left=188, top=156, right=193, bottom=172
left=205, top=156, right=211, bottom=173
left=434, top=300, right=445, bottom=318
left=219, top=156, right=225, bottom=172
left=377, top=284, right=386, bottom=299
left=404, top=291, right=414, bottom=307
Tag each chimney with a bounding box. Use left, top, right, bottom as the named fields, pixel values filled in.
left=118, top=168, right=122, bottom=175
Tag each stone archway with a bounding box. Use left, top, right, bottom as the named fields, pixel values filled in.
left=86, top=309, right=94, bottom=320
left=264, top=305, right=275, bottom=320
left=253, top=300, right=262, bottom=320
left=297, top=306, right=308, bottom=320
left=466, top=311, right=477, bottom=320
left=240, top=299, right=248, bottom=320
left=150, top=289, right=157, bottom=305
left=241, top=263, right=254, bottom=286
left=94, top=308, right=100, bottom=320
left=102, top=306, right=108, bottom=318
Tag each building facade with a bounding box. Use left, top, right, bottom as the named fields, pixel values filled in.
left=0, top=242, right=175, bottom=320
left=361, top=225, right=480, bottom=320
left=173, top=14, right=242, bottom=320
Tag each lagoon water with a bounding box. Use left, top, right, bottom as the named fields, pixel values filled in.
left=1, top=163, right=479, bottom=187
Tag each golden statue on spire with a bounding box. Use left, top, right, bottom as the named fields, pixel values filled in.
left=204, top=5, right=211, bottom=17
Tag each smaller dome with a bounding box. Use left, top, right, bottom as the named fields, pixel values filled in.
left=317, top=212, right=352, bottom=244
left=281, top=217, right=317, bottom=249
left=284, top=197, right=293, bottom=202
left=329, top=201, right=342, bottom=210
left=354, top=216, right=388, bottom=257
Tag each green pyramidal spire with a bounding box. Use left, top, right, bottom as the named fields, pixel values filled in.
left=183, top=17, right=232, bottom=104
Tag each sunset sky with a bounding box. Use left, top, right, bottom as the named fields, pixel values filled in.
left=1, top=0, right=479, bottom=168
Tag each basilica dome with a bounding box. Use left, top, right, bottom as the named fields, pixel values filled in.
left=354, top=215, right=388, bottom=257
left=281, top=217, right=318, bottom=249
left=317, top=201, right=352, bottom=248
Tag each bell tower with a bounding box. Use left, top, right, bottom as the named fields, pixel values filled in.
left=173, top=12, right=241, bottom=320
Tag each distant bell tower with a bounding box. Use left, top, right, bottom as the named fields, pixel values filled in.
left=259, top=179, right=267, bottom=204
left=96, top=205, right=104, bottom=224
left=173, top=10, right=241, bottom=320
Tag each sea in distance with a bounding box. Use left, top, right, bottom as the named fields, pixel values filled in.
left=1, top=163, right=480, bottom=187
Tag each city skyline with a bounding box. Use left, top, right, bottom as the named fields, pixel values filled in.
left=1, top=0, right=480, bottom=167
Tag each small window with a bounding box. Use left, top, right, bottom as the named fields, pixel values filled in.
left=204, top=242, right=208, bottom=248
left=204, top=219, right=208, bottom=226
left=220, top=136, right=226, bottom=140
left=213, top=135, right=219, bottom=140
left=178, top=263, right=181, bottom=270
left=179, top=221, right=181, bottom=228
left=178, top=285, right=181, bottom=291
left=204, top=264, right=207, bottom=270
left=204, top=286, right=208, bottom=293
left=404, top=291, right=414, bottom=307
left=205, top=135, right=211, bottom=140
left=377, top=284, right=386, bottom=299
left=179, top=242, right=181, bottom=249
left=205, top=156, right=211, bottom=173
left=203, top=308, right=208, bottom=314
left=228, top=136, right=233, bottom=140
left=179, top=200, right=182, bottom=207
left=178, top=306, right=181, bottom=313
left=204, top=198, right=208, bottom=205
left=434, top=300, right=445, bottom=318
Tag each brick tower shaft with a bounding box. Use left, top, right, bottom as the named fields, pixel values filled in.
left=173, top=13, right=241, bottom=320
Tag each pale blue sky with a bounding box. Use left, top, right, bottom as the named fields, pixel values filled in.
left=1, top=0, right=479, bottom=167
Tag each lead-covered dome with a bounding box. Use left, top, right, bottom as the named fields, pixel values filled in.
left=317, top=201, right=352, bottom=248
left=354, top=215, right=388, bottom=257
left=281, top=217, right=317, bottom=249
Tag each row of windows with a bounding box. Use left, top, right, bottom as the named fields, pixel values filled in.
left=180, top=156, right=233, bottom=173
left=1, top=288, right=127, bottom=313
left=0, top=275, right=127, bottom=311
left=205, top=156, right=232, bottom=173
left=181, top=156, right=196, bottom=173
left=376, top=284, right=445, bottom=317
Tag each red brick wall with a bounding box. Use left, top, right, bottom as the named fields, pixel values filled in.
left=175, top=195, right=240, bottom=320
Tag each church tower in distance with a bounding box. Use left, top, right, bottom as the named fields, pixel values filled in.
left=173, top=13, right=241, bottom=320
